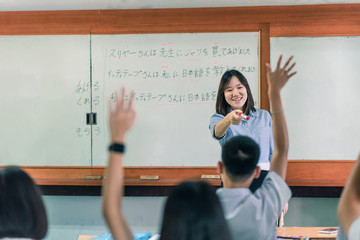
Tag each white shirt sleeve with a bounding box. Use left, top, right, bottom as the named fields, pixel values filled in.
left=255, top=171, right=292, bottom=215
left=348, top=216, right=360, bottom=240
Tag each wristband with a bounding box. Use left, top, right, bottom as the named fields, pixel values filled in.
left=108, top=143, right=125, bottom=153
left=271, top=109, right=283, bottom=115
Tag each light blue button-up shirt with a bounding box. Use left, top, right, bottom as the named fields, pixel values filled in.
left=209, top=108, right=274, bottom=170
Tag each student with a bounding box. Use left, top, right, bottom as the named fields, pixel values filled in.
left=102, top=88, right=232, bottom=240
left=216, top=55, right=296, bottom=240
left=337, top=154, right=360, bottom=240
left=209, top=69, right=274, bottom=192
left=0, top=166, right=48, bottom=240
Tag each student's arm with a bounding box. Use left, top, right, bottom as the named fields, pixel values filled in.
left=214, top=110, right=244, bottom=138
left=267, top=55, right=296, bottom=179
left=102, top=88, right=136, bottom=240
left=337, top=154, right=360, bottom=235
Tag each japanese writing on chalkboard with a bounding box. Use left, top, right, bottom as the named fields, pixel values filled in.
left=109, top=91, right=217, bottom=104
left=75, top=126, right=101, bottom=138
left=107, top=47, right=251, bottom=59
left=75, top=81, right=101, bottom=106
left=106, top=66, right=256, bottom=80
left=75, top=80, right=102, bottom=137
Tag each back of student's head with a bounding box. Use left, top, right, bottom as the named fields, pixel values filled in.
left=0, top=166, right=48, bottom=239
left=160, top=181, right=232, bottom=240
left=222, top=136, right=260, bottom=181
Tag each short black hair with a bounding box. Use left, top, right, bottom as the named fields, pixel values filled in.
left=221, top=136, right=260, bottom=181
left=160, top=181, right=232, bottom=240
left=0, top=166, right=48, bottom=239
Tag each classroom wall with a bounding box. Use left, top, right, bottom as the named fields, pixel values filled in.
left=0, top=5, right=353, bottom=240
left=42, top=196, right=340, bottom=240
left=1, top=4, right=358, bottom=186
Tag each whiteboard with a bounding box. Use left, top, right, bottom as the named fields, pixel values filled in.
left=271, top=37, right=360, bottom=160
left=0, top=35, right=91, bottom=166
left=91, top=32, right=259, bottom=166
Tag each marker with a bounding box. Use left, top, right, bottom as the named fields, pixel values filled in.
left=237, top=112, right=250, bottom=120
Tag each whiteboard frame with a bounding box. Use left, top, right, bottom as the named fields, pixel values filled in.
left=1, top=4, right=359, bottom=187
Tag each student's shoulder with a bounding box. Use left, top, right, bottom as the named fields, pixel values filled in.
left=348, top=216, right=360, bottom=240
left=264, top=171, right=288, bottom=187
left=256, top=172, right=291, bottom=199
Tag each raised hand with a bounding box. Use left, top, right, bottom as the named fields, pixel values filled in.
left=108, top=88, right=136, bottom=143
left=266, top=55, right=297, bottom=95
left=103, top=88, right=136, bottom=240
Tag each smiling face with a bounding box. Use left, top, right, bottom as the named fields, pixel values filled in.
left=224, top=76, right=248, bottom=111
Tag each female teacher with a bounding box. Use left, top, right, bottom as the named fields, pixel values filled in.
left=209, top=69, right=273, bottom=192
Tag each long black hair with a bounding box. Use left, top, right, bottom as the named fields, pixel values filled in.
left=0, top=166, right=48, bottom=239
left=160, top=181, right=232, bottom=240
left=215, top=69, right=255, bottom=116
